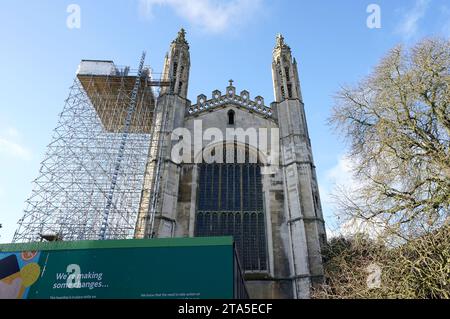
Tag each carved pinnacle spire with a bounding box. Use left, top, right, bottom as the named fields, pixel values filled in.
left=177, top=28, right=186, bottom=41
left=173, top=28, right=189, bottom=47
left=276, top=33, right=284, bottom=46
left=275, top=33, right=290, bottom=50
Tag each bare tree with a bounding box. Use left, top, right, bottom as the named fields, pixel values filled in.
left=329, top=38, right=450, bottom=240
left=313, top=225, right=450, bottom=299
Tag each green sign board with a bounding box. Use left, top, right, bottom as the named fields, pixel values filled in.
left=0, top=237, right=235, bottom=299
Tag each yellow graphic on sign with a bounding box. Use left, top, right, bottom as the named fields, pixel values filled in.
left=20, top=263, right=41, bottom=287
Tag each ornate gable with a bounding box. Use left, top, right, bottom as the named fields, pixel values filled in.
left=187, top=80, right=273, bottom=119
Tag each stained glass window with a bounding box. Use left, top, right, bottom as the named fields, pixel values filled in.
left=195, top=144, right=268, bottom=272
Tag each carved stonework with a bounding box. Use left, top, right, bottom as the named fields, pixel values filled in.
left=173, top=28, right=189, bottom=48
left=187, top=82, right=272, bottom=118
left=142, top=32, right=324, bottom=299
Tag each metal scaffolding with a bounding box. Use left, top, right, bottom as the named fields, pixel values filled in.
left=13, top=56, right=165, bottom=242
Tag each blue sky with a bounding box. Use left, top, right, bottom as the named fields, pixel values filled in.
left=0, top=0, right=449, bottom=242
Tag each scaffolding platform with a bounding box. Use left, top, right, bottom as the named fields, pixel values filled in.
left=76, top=60, right=157, bottom=134
left=13, top=57, right=160, bottom=243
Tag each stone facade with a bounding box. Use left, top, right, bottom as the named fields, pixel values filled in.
left=135, top=30, right=326, bottom=299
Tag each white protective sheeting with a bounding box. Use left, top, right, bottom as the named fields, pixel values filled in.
left=76, top=60, right=117, bottom=76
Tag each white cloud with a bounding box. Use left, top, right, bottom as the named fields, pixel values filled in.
left=139, top=0, right=263, bottom=33
left=325, top=226, right=340, bottom=239
left=396, top=0, right=431, bottom=40
left=0, top=128, right=31, bottom=160
left=5, top=127, right=19, bottom=138
left=320, top=154, right=359, bottom=238
left=338, top=217, right=384, bottom=239
left=319, top=154, right=357, bottom=216
left=326, top=154, right=359, bottom=192
left=322, top=154, right=384, bottom=239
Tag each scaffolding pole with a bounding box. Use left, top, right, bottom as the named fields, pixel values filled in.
left=13, top=56, right=163, bottom=243
left=99, top=52, right=146, bottom=240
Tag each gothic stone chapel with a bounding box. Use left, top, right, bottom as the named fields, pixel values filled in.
left=134, top=30, right=327, bottom=299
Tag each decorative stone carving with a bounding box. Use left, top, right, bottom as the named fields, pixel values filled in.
left=240, top=90, right=250, bottom=101
left=227, top=79, right=236, bottom=97
left=188, top=82, right=272, bottom=118
left=197, top=94, right=207, bottom=106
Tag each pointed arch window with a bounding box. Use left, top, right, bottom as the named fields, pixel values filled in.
left=287, top=84, right=293, bottom=98
left=285, top=66, right=290, bottom=80
left=228, top=110, right=235, bottom=125
left=195, top=144, right=267, bottom=272
left=172, top=62, right=178, bottom=77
